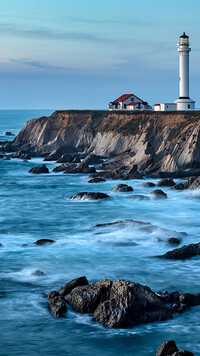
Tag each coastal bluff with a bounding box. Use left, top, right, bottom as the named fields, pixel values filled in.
left=6, top=110, right=200, bottom=174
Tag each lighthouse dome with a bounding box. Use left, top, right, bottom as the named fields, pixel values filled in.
left=179, top=32, right=189, bottom=46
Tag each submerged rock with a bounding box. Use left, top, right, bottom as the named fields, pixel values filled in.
left=33, top=238, right=55, bottom=246
left=4, top=131, right=15, bottom=136
left=53, top=163, right=75, bottom=173
left=156, top=340, right=194, bottom=356
left=0, top=243, right=4, bottom=247
left=160, top=242, right=200, bottom=260
left=29, top=165, right=49, bottom=174
left=32, top=270, right=46, bottom=276
left=83, top=154, right=104, bottom=165
left=70, top=192, right=109, bottom=200
left=140, top=182, right=156, bottom=188
left=88, top=177, right=106, bottom=183
left=111, top=184, right=133, bottom=192
left=58, top=276, right=89, bottom=297
left=151, top=189, right=168, bottom=199
left=64, top=162, right=96, bottom=174
left=47, top=291, right=67, bottom=318
left=166, top=237, right=181, bottom=245
left=129, top=194, right=150, bottom=200
left=172, top=183, right=185, bottom=190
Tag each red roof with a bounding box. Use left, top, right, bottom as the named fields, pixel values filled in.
left=154, top=104, right=160, bottom=106
left=127, top=102, right=141, bottom=106
left=111, top=94, right=133, bottom=104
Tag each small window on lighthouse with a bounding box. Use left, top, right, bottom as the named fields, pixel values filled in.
left=188, top=104, right=190, bottom=109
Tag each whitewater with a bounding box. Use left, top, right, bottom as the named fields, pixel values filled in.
left=0, top=110, right=200, bottom=355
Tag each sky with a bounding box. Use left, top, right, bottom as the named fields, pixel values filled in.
left=0, top=0, right=200, bottom=109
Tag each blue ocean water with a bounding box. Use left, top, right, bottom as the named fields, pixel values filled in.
left=0, top=110, right=200, bottom=356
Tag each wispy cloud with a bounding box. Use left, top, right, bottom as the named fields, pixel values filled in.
left=10, top=58, right=73, bottom=71
left=0, top=22, right=107, bottom=43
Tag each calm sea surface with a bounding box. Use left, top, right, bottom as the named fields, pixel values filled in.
left=0, top=110, right=200, bottom=356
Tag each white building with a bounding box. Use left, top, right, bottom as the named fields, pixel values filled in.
left=154, top=32, right=195, bottom=111
left=109, top=94, right=152, bottom=111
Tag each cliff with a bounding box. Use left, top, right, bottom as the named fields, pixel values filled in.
left=10, top=110, right=200, bottom=173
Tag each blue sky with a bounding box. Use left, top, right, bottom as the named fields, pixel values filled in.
left=0, top=0, right=200, bottom=109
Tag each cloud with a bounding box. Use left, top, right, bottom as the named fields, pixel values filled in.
left=10, top=58, right=73, bottom=71
left=0, top=22, right=109, bottom=43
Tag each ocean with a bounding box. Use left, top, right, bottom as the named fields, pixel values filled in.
left=0, top=110, right=199, bottom=355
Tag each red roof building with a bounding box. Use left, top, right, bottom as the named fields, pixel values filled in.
left=109, top=94, right=152, bottom=111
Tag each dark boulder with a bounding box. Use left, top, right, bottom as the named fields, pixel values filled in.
left=88, top=177, right=106, bottom=183
left=157, top=290, right=180, bottom=304
left=64, top=162, right=96, bottom=174
left=33, top=238, right=55, bottom=246
left=166, top=237, right=181, bottom=245
left=0, top=154, right=4, bottom=159
left=83, top=154, right=104, bottom=165
left=129, top=194, right=150, bottom=200
left=150, top=189, right=168, bottom=199
left=32, top=270, right=46, bottom=276
left=29, top=164, right=49, bottom=174
left=140, top=182, right=156, bottom=188
left=11, top=151, right=31, bottom=160
left=44, top=149, right=63, bottom=161
left=47, top=291, right=67, bottom=317
left=179, top=293, right=200, bottom=307
left=111, top=184, right=133, bottom=192
left=160, top=242, right=200, bottom=260
left=72, top=157, right=81, bottom=163
left=93, top=279, right=172, bottom=327
left=172, top=183, right=185, bottom=190
left=70, top=192, right=109, bottom=200
left=156, top=340, right=194, bottom=356
left=4, top=156, right=11, bottom=160
left=66, top=279, right=112, bottom=314
left=1, top=142, right=16, bottom=152
left=52, top=163, right=75, bottom=173
left=0, top=243, right=3, bottom=247
left=4, top=131, right=15, bottom=136
left=57, top=153, right=75, bottom=163
left=156, top=340, right=179, bottom=356
left=157, top=178, right=175, bottom=187
left=58, top=276, right=89, bottom=297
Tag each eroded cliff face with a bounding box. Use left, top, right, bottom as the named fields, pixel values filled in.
left=13, top=110, right=200, bottom=173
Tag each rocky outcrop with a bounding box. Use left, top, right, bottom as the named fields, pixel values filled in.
left=156, top=340, right=194, bottom=356
left=47, top=291, right=67, bottom=317
left=70, top=192, right=109, bottom=200
left=32, top=270, right=46, bottom=276
left=111, top=184, right=133, bottom=192
left=4, top=110, right=200, bottom=176
left=29, top=165, right=49, bottom=174
left=58, top=276, right=89, bottom=297
left=157, top=178, right=175, bottom=187
left=160, top=242, right=200, bottom=259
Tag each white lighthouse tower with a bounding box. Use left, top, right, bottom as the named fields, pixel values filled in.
left=174, top=32, right=195, bottom=110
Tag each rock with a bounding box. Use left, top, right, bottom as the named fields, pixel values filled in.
left=172, top=183, right=185, bottom=190
left=83, top=154, right=104, bottom=165
left=171, top=303, right=187, bottom=314
left=179, top=293, right=200, bottom=307
left=48, top=291, right=67, bottom=317
left=32, top=270, right=46, bottom=276
left=187, top=176, right=200, bottom=189
left=29, top=164, right=50, bottom=174
left=70, top=192, right=109, bottom=200
left=156, top=340, right=179, bottom=356
left=160, top=242, right=200, bottom=260
left=166, top=237, right=181, bottom=245
left=11, top=151, right=31, bottom=160
left=44, top=148, right=63, bottom=161
left=93, top=279, right=172, bottom=327
left=58, top=276, right=89, bottom=297
left=88, top=177, right=106, bottom=183
left=157, top=291, right=180, bottom=304
left=111, top=184, right=133, bottom=192
left=33, top=238, right=55, bottom=246
left=156, top=340, right=194, bottom=356
left=64, top=162, right=96, bottom=174
left=140, top=182, right=156, bottom=187
left=95, top=166, right=142, bottom=180
left=66, top=279, right=112, bottom=313
left=0, top=154, right=4, bottom=159
left=0, top=243, right=4, bottom=247
left=157, top=178, right=175, bottom=187
left=1, top=142, right=16, bottom=152
left=4, top=131, right=15, bottom=136
left=129, top=194, right=150, bottom=200
left=150, top=189, right=168, bottom=199
left=4, top=156, right=11, bottom=160
left=72, top=157, right=81, bottom=163
left=52, top=163, right=75, bottom=173
left=57, top=153, right=75, bottom=163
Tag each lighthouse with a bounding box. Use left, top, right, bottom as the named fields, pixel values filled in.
left=174, top=32, right=195, bottom=110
